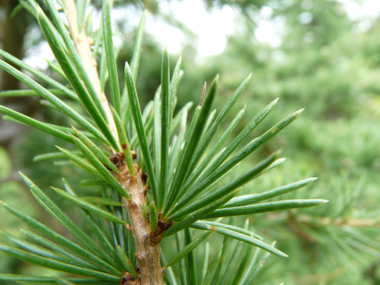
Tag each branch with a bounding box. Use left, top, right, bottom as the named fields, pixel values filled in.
left=266, top=212, right=380, bottom=228
left=61, top=0, right=119, bottom=152
left=293, top=266, right=347, bottom=284
left=118, top=161, right=165, bottom=285
left=296, top=215, right=380, bottom=228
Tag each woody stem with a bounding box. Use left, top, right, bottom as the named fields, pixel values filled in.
left=120, top=162, right=164, bottom=285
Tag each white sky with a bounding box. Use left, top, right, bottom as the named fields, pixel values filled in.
left=146, top=0, right=236, bottom=55
left=23, top=0, right=380, bottom=69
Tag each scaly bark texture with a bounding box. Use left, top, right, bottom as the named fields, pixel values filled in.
left=113, top=154, right=164, bottom=285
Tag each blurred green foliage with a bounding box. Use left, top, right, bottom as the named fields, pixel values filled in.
left=116, top=0, right=380, bottom=283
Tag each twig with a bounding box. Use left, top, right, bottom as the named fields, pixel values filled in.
left=119, top=162, right=165, bottom=285
left=59, top=3, right=165, bottom=283
left=296, top=215, right=380, bottom=228
left=266, top=212, right=380, bottom=228
left=292, top=266, right=347, bottom=284
left=61, top=0, right=119, bottom=151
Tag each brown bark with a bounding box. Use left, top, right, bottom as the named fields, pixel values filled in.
left=116, top=160, right=164, bottom=285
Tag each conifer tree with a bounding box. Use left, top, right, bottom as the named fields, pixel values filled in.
left=0, top=0, right=327, bottom=284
